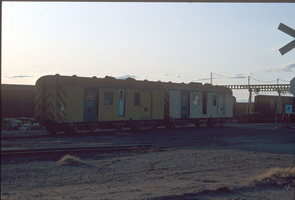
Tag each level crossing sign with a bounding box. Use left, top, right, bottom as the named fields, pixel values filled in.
left=278, top=23, right=295, bottom=55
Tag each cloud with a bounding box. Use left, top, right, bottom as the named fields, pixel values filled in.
left=5, top=75, right=34, bottom=79
left=116, top=75, right=137, bottom=80
left=194, top=77, right=222, bottom=81
left=195, top=77, right=211, bottom=81
left=229, top=74, right=247, bottom=79
left=250, top=63, right=295, bottom=75
left=195, top=73, right=247, bottom=82
left=164, top=74, right=182, bottom=78
left=276, top=63, right=295, bottom=72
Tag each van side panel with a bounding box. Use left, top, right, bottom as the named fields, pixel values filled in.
left=225, top=93, right=233, bottom=118
left=152, top=90, right=164, bottom=120
left=99, top=88, right=117, bottom=121
left=67, top=87, right=84, bottom=122
left=169, top=90, right=181, bottom=119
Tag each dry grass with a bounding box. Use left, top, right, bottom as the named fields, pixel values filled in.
left=253, top=167, right=295, bottom=189
left=56, top=154, right=86, bottom=166
left=255, top=167, right=295, bottom=181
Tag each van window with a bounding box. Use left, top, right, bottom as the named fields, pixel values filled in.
left=193, top=95, right=199, bottom=105
left=134, top=92, right=140, bottom=106
left=119, top=90, right=124, bottom=100
left=213, top=95, right=217, bottom=106
left=104, top=91, right=113, bottom=106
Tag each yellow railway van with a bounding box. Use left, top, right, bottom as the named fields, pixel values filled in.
left=35, top=75, right=165, bottom=134
left=35, top=74, right=233, bottom=134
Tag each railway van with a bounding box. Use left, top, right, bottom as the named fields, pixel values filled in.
left=35, top=75, right=233, bottom=134
left=35, top=75, right=165, bottom=134
left=163, top=82, right=233, bottom=127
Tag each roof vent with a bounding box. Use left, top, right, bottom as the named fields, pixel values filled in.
left=105, top=76, right=116, bottom=80
left=189, top=82, right=202, bottom=86
left=126, top=77, right=135, bottom=81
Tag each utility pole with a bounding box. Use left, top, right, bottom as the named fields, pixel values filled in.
left=246, top=76, right=252, bottom=114
left=276, top=78, right=282, bottom=114
left=210, top=72, right=212, bottom=85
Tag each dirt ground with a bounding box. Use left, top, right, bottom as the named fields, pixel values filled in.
left=1, top=123, right=295, bottom=200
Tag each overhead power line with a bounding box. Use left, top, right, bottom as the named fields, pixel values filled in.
left=209, top=72, right=291, bottom=85
left=249, top=76, right=277, bottom=84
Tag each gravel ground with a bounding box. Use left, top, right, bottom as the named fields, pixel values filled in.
left=1, top=123, right=295, bottom=200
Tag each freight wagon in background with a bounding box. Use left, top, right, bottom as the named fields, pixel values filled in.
left=254, top=95, right=295, bottom=114
left=253, top=95, right=295, bottom=123
left=35, top=74, right=233, bottom=134
left=233, top=95, right=295, bottom=123
left=1, top=84, right=35, bottom=118
left=1, top=84, right=36, bottom=130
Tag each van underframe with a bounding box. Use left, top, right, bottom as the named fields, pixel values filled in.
left=43, top=118, right=231, bottom=135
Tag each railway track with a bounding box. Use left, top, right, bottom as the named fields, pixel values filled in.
left=1, top=145, right=166, bottom=158
left=1, top=140, right=207, bottom=159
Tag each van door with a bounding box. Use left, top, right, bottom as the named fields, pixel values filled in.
left=141, top=91, right=152, bottom=118
left=181, top=91, right=190, bottom=118
left=84, top=89, right=98, bottom=122
left=217, top=94, right=225, bottom=116
left=190, top=92, right=201, bottom=118
left=202, top=92, right=207, bottom=115
left=118, top=89, right=125, bottom=117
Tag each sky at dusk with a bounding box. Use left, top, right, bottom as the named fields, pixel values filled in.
left=2, top=2, right=295, bottom=101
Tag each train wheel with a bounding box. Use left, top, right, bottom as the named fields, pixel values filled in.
left=48, top=129, right=57, bottom=135
left=165, top=123, right=171, bottom=129
left=116, top=125, right=123, bottom=131
left=206, top=119, right=214, bottom=127
left=131, top=125, right=138, bottom=132
left=44, top=120, right=58, bottom=135
left=165, top=122, right=175, bottom=129
left=194, top=121, right=201, bottom=127
left=64, top=126, right=76, bottom=135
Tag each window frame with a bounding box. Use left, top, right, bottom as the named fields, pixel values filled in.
left=104, top=91, right=113, bottom=106
left=134, top=92, right=140, bottom=106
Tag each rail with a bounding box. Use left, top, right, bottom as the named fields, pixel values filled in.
left=1, top=145, right=162, bottom=157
